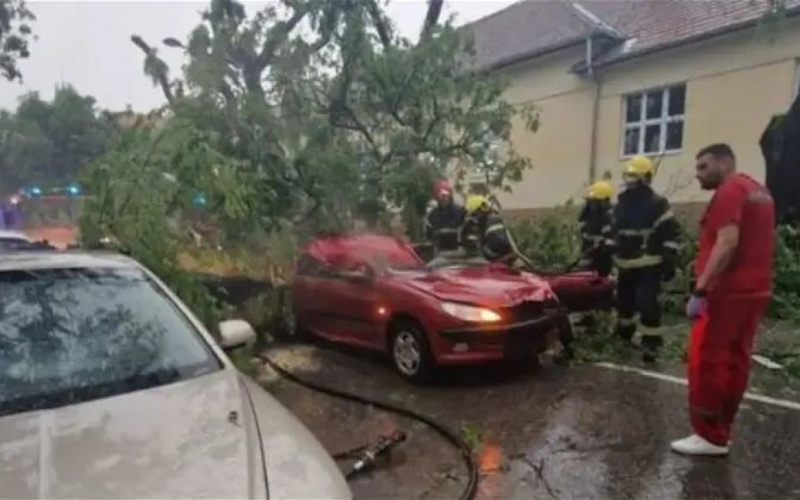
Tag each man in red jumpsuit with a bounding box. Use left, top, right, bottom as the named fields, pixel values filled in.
left=671, top=143, right=775, bottom=456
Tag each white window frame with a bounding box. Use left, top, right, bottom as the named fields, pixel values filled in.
left=621, top=84, right=686, bottom=158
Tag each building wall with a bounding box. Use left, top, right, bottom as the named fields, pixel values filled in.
left=498, top=47, right=597, bottom=208
left=497, top=17, right=800, bottom=209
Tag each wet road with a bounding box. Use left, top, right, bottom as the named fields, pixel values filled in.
left=258, top=343, right=800, bottom=499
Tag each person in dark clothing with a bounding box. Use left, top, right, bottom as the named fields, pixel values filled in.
left=423, top=179, right=466, bottom=256
left=613, top=156, right=681, bottom=363
left=461, top=195, right=515, bottom=264
left=578, top=180, right=615, bottom=277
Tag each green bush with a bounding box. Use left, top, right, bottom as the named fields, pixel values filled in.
left=771, top=225, right=800, bottom=322
left=507, top=202, right=581, bottom=270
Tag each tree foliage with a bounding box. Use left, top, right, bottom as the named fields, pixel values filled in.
left=0, top=0, right=35, bottom=81
left=114, top=0, right=536, bottom=238
left=79, top=119, right=254, bottom=325
left=82, top=0, right=539, bottom=321
left=0, top=86, right=115, bottom=192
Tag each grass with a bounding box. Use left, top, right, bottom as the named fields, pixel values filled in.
left=571, top=311, right=800, bottom=395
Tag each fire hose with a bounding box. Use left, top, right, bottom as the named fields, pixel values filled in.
left=257, top=352, right=479, bottom=500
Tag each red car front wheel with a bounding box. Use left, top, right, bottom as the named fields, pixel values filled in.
left=390, top=321, right=434, bottom=383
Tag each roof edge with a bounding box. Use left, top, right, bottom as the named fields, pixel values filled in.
left=482, top=36, right=593, bottom=72
left=572, top=4, right=800, bottom=74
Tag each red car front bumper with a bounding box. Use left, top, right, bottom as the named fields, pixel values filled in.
left=434, top=311, right=566, bottom=365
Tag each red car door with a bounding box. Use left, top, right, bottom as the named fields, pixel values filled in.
left=322, top=266, right=382, bottom=349
left=292, top=254, right=338, bottom=337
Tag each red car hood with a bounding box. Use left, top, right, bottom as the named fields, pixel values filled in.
left=398, top=264, right=554, bottom=308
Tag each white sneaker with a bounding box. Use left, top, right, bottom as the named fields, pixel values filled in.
left=670, top=434, right=729, bottom=456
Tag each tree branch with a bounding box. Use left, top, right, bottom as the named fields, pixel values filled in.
left=366, top=0, right=392, bottom=49
left=131, top=35, right=175, bottom=105
left=257, top=4, right=308, bottom=69
left=419, top=0, right=444, bottom=41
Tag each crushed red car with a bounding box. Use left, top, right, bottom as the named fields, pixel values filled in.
left=281, top=233, right=614, bottom=382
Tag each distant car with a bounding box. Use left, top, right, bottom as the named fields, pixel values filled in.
left=0, top=251, right=351, bottom=499
left=0, top=230, right=30, bottom=251
left=282, top=234, right=614, bottom=382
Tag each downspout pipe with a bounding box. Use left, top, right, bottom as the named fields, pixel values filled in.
left=587, top=34, right=601, bottom=182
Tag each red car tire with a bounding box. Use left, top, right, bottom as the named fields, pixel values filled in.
left=389, top=320, right=435, bottom=384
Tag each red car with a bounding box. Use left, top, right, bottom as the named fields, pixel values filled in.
left=281, top=233, right=613, bottom=382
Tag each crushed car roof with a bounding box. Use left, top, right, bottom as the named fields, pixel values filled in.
left=305, top=233, right=422, bottom=268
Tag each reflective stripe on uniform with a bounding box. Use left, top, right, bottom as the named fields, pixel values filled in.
left=614, top=254, right=663, bottom=269
left=654, top=210, right=675, bottom=228
left=485, top=224, right=506, bottom=235
left=640, top=324, right=662, bottom=338
left=601, top=224, right=612, bottom=234
left=434, top=228, right=459, bottom=234
left=663, top=241, right=680, bottom=250
left=617, top=317, right=638, bottom=327
left=618, top=229, right=653, bottom=237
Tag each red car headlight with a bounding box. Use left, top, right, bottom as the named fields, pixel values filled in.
left=441, top=302, right=502, bottom=323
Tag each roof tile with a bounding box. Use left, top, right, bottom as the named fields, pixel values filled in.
left=467, top=0, right=800, bottom=70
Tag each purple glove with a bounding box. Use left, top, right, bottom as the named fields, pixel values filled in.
left=686, top=293, right=707, bottom=320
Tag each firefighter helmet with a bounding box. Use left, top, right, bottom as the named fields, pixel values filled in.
left=624, top=156, right=654, bottom=178
left=465, top=195, right=488, bottom=214
left=588, top=181, right=614, bottom=200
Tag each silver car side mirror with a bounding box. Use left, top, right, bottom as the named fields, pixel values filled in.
left=219, top=319, right=256, bottom=349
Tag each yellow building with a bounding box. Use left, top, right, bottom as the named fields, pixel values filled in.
left=466, top=0, right=800, bottom=211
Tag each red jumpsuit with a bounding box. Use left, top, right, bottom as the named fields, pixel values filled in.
left=690, top=173, right=775, bottom=446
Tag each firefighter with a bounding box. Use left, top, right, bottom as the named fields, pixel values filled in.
left=423, top=179, right=466, bottom=257
left=462, top=195, right=515, bottom=264
left=578, top=180, right=615, bottom=277
left=612, top=156, right=681, bottom=362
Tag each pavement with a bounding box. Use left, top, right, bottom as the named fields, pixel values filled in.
left=258, top=341, right=800, bottom=499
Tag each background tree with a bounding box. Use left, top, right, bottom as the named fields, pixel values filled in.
left=0, top=0, right=35, bottom=81
left=0, top=86, right=115, bottom=192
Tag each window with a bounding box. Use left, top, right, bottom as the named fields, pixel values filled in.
left=622, top=84, right=686, bottom=157
left=793, top=59, right=800, bottom=102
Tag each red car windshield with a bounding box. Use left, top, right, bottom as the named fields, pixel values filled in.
left=306, top=234, right=424, bottom=271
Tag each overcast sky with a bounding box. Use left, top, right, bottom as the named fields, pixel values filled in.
left=0, top=0, right=511, bottom=112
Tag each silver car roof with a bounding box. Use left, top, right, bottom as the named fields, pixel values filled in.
left=0, top=230, right=29, bottom=240
left=0, top=251, right=138, bottom=272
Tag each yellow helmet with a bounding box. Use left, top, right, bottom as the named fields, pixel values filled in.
left=624, top=155, right=654, bottom=178
left=588, top=181, right=614, bottom=200
left=465, top=195, right=488, bottom=214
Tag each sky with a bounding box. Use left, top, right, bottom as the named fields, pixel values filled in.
left=0, top=0, right=513, bottom=112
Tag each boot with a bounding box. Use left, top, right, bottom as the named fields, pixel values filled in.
left=615, top=321, right=636, bottom=346
left=641, top=335, right=663, bottom=363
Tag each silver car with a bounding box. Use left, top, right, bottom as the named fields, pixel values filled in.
left=0, top=251, right=351, bottom=499
left=0, top=230, right=30, bottom=251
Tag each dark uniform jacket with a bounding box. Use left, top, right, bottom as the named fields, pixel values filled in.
left=424, top=203, right=467, bottom=252
left=612, top=185, right=681, bottom=272
left=578, top=200, right=614, bottom=275
left=461, top=212, right=514, bottom=263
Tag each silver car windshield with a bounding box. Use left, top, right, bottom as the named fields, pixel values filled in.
left=0, top=267, right=221, bottom=417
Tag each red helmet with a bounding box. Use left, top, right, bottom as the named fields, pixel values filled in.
left=433, top=179, right=453, bottom=199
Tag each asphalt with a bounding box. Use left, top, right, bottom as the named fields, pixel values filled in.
left=258, top=342, right=800, bottom=500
